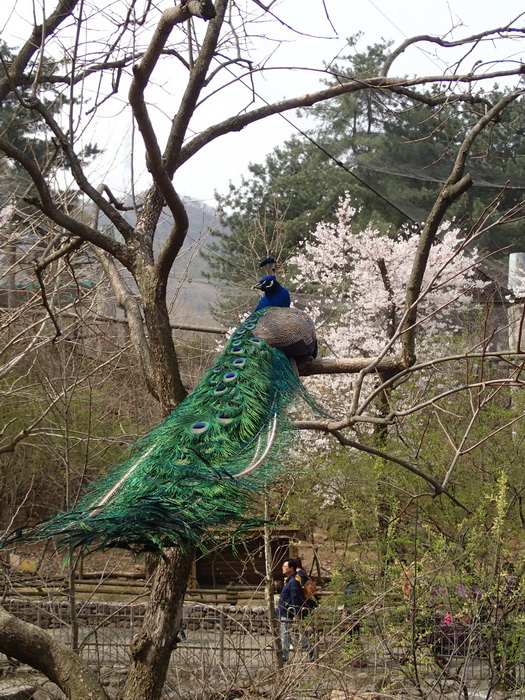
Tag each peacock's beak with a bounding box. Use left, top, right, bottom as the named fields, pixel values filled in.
left=252, top=282, right=263, bottom=290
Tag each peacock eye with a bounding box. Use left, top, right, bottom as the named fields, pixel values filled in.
left=214, top=386, right=228, bottom=395
left=189, top=421, right=209, bottom=435
left=230, top=347, right=244, bottom=354
left=223, top=371, right=238, bottom=383
left=250, top=337, right=262, bottom=345
left=232, top=358, right=247, bottom=368
left=217, top=414, right=233, bottom=425
left=244, top=322, right=256, bottom=330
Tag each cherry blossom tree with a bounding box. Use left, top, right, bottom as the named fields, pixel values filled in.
left=289, top=184, right=525, bottom=516
left=291, top=195, right=487, bottom=360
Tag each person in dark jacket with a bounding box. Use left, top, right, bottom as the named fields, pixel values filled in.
left=278, top=558, right=306, bottom=662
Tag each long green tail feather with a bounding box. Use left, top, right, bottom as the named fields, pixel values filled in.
left=2, top=308, right=321, bottom=554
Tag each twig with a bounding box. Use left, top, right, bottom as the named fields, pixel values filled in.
left=33, top=263, right=61, bottom=341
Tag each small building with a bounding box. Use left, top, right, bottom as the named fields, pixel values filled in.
left=191, top=528, right=305, bottom=587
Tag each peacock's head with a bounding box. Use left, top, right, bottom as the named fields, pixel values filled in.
left=252, top=275, right=278, bottom=292
left=253, top=275, right=291, bottom=310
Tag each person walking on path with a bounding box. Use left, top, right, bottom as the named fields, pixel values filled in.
left=278, top=558, right=306, bottom=662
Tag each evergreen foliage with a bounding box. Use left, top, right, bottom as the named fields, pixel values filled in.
left=208, top=37, right=525, bottom=313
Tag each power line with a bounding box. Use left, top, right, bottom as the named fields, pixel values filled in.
left=211, top=59, right=421, bottom=226
left=357, top=162, right=525, bottom=189
left=274, top=111, right=419, bottom=224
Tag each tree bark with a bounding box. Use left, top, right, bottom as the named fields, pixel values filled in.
left=0, top=606, right=110, bottom=700
left=139, top=269, right=188, bottom=412
left=122, top=545, right=195, bottom=700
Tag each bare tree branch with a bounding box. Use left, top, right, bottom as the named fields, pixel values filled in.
left=0, top=605, right=110, bottom=700
left=0, top=136, right=133, bottom=266
left=177, top=67, right=525, bottom=167
left=401, top=88, right=524, bottom=366
left=0, top=0, right=81, bottom=102
left=381, top=23, right=525, bottom=77
left=329, top=431, right=470, bottom=511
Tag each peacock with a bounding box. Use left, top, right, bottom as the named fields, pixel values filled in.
left=1, top=270, right=323, bottom=554
left=253, top=274, right=291, bottom=310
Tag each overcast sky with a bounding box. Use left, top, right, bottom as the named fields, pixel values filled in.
left=2, top=0, right=524, bottom=206
left=146, top=0, right=525, bottom=205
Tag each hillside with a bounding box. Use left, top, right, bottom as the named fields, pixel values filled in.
left=99, top=197, right=226, bottom=326
left=155, top=198, right=223, bottom=325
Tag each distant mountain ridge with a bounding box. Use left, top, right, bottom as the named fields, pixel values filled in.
left=157, top=198, right=224, bottom=324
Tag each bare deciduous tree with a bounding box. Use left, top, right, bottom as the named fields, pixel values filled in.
left=0, top=1, right=524, bottom=697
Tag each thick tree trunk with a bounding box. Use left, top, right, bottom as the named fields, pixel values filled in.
left=0, top=606, right=109, bottom=700
left=122, top=545, right=195, bottom=700
left=143, top=301, right=187, bottom=411
left=138, top=268, right=188, bottom=412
